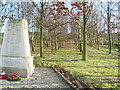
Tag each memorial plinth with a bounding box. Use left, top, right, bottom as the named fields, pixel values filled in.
left=0, top=19, right=34, bottom=77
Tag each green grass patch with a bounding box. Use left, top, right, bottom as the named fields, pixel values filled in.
left=31, top=44, right=119, bottom=88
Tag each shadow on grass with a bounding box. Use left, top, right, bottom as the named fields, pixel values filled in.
left=89, top=57, right=118, bottom=60
left=44, top=51, right=81, bottom=52
left=44, top=53, right=82, bottom=55
left=41, top=59, right=80, bottom=62
left=64, top=65, right=119, bottom=68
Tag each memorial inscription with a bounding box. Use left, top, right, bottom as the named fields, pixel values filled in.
left=6, top=23, right=21, bottom=44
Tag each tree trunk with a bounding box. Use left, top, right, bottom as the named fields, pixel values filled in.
left=40, top=2, right=44, bottom=57
left=78, top=19, right=82, bottom=52
left=107, top=3, right=112, bottom=54
left=51, top=39, right=54, bottom=52
left=78, top=29, right=83, bottom=52
left=78, top=23, right=80, bottom=49
left=46, top=32, right=49, bottom=47
left=79, top=40, right=82, bottom=52
left=55, top=39, right=57, bottom=51
left=54, top=30, right=57, bottom=51
left=118, top=3, right=120, bottom=52
left=82, top=10, right=87, bottom=60
left=17, top=3, right=20, bottom=18
left=31, top=16, right=35, bottom=52
left=96, top=28, right=100, bottom=50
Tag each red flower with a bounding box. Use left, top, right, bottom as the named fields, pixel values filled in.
left=10, top=74, right=18, bottom=77
left=0, top=74, right=8, bottom=79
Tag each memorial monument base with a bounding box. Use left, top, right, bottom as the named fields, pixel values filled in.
left=0, top=19, right=34, bottom=78
left=0, top=56, right=34, bottom=78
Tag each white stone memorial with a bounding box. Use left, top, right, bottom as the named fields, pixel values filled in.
left=0, top=19, right=34, bottom=77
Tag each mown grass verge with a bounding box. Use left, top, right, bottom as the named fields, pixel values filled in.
left=32, top=43, right=119, bottom=89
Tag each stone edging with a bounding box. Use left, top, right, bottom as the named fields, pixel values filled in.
left=51, top=65, right=95, bottom=90
left=34, top=62, right=95, bottom=89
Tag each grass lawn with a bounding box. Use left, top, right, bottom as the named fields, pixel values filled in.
left=32, top=43, right=119, bottom=88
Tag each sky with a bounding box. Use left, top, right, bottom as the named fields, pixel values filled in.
left=0, top=0, right=73, bottom=33
left=0, top=1, right=119, bottom=33
left=1, top=0, right=119, bottom=2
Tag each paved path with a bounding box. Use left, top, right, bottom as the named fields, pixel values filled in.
left=0, top=68, right=71, bottom=88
